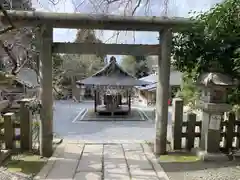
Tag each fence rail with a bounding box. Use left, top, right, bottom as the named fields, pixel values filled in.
left=0, top=99, right=40, bottom=164
left=172, top=98, right=240, bottom=152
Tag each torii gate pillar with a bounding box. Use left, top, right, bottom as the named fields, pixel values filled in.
left=155, top=28, right=172, bottom=155
left=39, top=25, right=54, bottom=157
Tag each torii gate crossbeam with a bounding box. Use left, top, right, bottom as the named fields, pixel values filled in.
left=0, top=10, right=193, bottom=157
left=1, top=10, right=194, bottom=31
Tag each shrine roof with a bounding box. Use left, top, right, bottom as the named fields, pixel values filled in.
left=138, top=71, right=183, bottom=86
left=77, top=57, right=149, bottom=87
left=197, top=72, right=238, bottom=87
left=15, top=68, right=39, bottom=88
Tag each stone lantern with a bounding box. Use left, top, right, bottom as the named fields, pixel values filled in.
left=196, top=72, right=238, bottom=160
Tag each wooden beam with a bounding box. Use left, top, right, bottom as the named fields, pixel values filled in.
left=52, top=43, right=161, bottom=55
left=1, top=10, right=195, bottom=31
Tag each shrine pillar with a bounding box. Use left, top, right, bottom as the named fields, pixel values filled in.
left=39, top=25, right=53, bottom=157
left=155, top=28, right=172, bottom=155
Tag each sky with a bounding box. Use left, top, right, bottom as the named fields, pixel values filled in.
left=32, top=0, right=223, bottom=60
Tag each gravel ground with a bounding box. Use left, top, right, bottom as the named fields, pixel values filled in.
left=161, top=160, right=240, bottom=180
left=147, top=142, right=240, bottom=180
left=0, top=168, right=31, bottom=180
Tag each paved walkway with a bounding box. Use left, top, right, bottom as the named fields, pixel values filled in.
left=35, top=141, right=169, bottom=180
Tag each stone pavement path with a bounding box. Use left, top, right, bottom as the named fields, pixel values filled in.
left=35, top=141, right=169, bottom=180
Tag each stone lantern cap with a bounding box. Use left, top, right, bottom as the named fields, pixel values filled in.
left=196, top=72, right=238, bottom=88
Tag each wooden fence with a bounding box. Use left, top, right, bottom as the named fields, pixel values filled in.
left=172, top=98, right=240, bottom=152
left=0, top=99, right=40, bottom=163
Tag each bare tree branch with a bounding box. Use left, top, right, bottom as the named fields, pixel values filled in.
left=0, top=1, right=42, bottom=75
left=71, top=0, right=86, bottom=12
left=48, top=0, right=61, bottom=6
left=0, top=40, right=18, bottom=75
left=0, top=4, right=14, bottom=27
left=14, top=51, right=32, bottom=74
left=0, top=4, right=15, bottom=35
left=132, top=0, right=142, bottom=15
left=0, top=26, right=14, bottom=35
left=106, top=0, right=120, bottom=4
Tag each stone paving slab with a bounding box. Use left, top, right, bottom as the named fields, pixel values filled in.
left=104, top=172, right=131, bottom=180
left=34, top=143, right=66, bottom=180
left=104, top=159, right=128, bottom=170
left=131, top=175, right=160, bottom=180
left=64, top=143, right=84, bottom=159
left=35, top=142, right=170, bottom=180
left=74, top=172, right=102, bottom=180
left=77, top=159, right=102, bottom=172
left=122, top=143, right=143, bottom=152
left=84, top=145, right=103, bottom=154
left=104, top=144, right=125, bottom=159
left=131, top=169, right=157, bottom=176
left=46, top=143, right=84, bottom=179
left=141, top=143, right=170, bottom=180
left=77, top=145, right=103, bottom=172
left=125, top=151, right=153, bottom=170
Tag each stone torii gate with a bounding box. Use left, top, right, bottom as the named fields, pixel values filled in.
left=0, top=11, right=194, bottom=157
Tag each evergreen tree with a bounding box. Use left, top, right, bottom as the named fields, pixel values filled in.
left=134, top=56, right=149, bottom=78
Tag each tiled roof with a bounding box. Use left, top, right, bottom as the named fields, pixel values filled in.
left=77, top=58, right=149, bottom=87
left=136, top=82, right=157, bottom=90
left=139, top=71, right=183, bottom=86
left=15, top=68, right=39, bottom=88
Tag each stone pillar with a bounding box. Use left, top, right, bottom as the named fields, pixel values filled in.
left=79, top=86, right=85, bottom=102
left=4, top=112, right=14, bottom=149
left=126, top=90, right=129, bottom=105
left=39, top=25, right=53, bottom=157
left=94, top=90, right=97, bottom=112
left=73, top=86, right=80, bottom=102
left=72, top=77, right=80, bottom=102
left=200, top=111, right=222, bottom=153
left=155, top=28, right=172, bottom=155
left=128, top=94, right=131, bottom=113
left=97, top=91, right=101, bottom=105
left=19, top=99, right=32, bottom=151
left=172, top=98, right=183, bottom=150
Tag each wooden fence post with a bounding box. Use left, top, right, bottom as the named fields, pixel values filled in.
left=19, top=99, right=32, bottom=151
left=186, top=113, right=197, bottom=151
left=4, top=112, right=14, bottom=149
left=172, top=98, right=183, bottom=150
left=225, top=112, right=235, bottom=152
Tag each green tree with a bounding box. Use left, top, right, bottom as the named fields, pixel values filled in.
left=177, top=69, right=200, bottom=107
left=120, top=56, right=137, bottom=76
left=58, top=29, right=105, bottom=97
left=134, top=56, right=150, bottom=78
left=172, top=0, right=240, bottom=105
left=62, top=29, right=105, bottom=81
left=120, top=55, right=150, bottom=78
